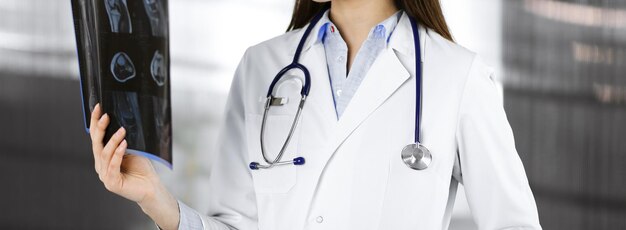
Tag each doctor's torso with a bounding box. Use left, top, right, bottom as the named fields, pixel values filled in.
left=203, top=13, right=541, bottom=230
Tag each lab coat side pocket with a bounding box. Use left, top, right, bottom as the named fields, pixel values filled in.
left=245, top=113, right=299, bottom=194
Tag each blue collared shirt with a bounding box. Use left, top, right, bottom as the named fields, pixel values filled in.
left=316, top=10, right=402, bottom=118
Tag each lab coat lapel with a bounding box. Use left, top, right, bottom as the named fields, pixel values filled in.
left=317, top=13, right=428, bottom=171
left=327, top=48, right=411, bottom=160
left=291, top=13, right=429, bottom=186
left=286, top=20, right=338, bottom=133
left=299, top=43, right=339, bottom=140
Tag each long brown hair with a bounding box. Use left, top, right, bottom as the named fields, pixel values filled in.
left=287, top=0, right=454, bottom=42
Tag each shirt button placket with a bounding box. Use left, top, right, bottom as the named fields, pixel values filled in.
left=336, top=55, right=345, bottom=62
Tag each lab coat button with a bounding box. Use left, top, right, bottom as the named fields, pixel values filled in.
left=315, top=216, right=324, bottom=223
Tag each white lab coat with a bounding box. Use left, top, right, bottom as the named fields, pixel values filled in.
left=185, top=13, right=541, bottom=230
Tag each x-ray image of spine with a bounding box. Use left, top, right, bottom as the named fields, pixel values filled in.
left=112, top=91, right=146, bottom=150
left=143, top=0, right=167, bottom=37
left=152, top=96, right=170, bottom=160
left=110, top=52, right=136, bottom=82
left=150, top=50, right=166, bottom=86
left=104, top=0, right=132, bottom=33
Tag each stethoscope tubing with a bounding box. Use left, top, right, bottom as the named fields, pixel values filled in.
left=251, top=8, right=427, bottom=170
left=251, top=9, right=327, bottom=170
left=259, top=95, right=306, bottom=167
left=409, top=17, right=422, bottom=144
left=266, top=63, right=312, bottom=97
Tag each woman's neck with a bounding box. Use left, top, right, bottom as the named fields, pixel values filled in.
left=329, top=0, right=398, bottom=70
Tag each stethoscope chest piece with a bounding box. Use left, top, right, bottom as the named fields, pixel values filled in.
left=401, top=143, right=432, bottom=170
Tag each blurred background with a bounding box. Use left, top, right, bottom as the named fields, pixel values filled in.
left=0, top=0, right=624, bottom=229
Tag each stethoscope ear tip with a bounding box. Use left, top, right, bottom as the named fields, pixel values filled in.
left=293, top=157, right=305, bottom=166
left=249, top=162, right=260, bottom=170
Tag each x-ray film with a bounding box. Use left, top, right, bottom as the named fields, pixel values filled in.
left=111, top=52, right=136, bottom=82
left=143, top=0, right=168, bottom=37
left=150, top=50, right=165, bottom=86
left=104, top=0, right=132, bottom=33
left=71, top=0, right=172, bottom=168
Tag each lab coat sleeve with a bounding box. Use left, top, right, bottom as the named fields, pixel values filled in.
left=455, top=57, right=542, bottom=230
left=177, top=49, right=258, bottom=230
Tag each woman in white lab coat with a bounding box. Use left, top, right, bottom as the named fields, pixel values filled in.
left=89, top=0, right=542, bottom=229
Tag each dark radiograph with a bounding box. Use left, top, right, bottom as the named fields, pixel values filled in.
left=72, top=0, right=172, bottom=166
left=111, top=91, right=145, bottom=150
left=152, top=96, right=171, bottom=161
left=110, top=52, right=136, bottom=82
left=143, top=0, right=167, bottom=37
left=150, top=50, right=166, bottom=86
left=104, top=0, right=132, bottom=33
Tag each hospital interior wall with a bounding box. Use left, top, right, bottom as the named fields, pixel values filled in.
left=501, top=0, right=626, bottom=229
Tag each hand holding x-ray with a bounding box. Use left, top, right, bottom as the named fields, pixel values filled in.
left=89, top=104, right=180, bottom=230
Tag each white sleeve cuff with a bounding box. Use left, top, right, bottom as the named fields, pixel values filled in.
left=177, top=200, right=205, bottom=230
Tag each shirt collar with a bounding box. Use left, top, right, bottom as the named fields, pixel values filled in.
left=295, top=12, right=428, bottom=64
left=316, top=9, right=403, bottom=45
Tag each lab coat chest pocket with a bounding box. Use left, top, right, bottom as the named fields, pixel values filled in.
left=245, top=77, right=304, bottom=193
left=245, top=113, right=300, bottom=194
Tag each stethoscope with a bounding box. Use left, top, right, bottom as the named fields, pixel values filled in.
left=249, top=9, right=432, bottom=171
